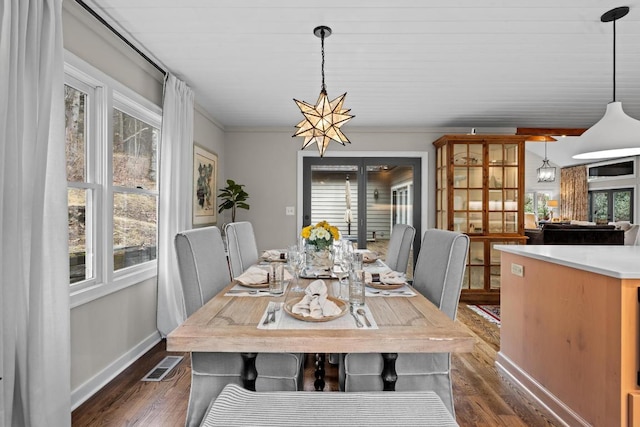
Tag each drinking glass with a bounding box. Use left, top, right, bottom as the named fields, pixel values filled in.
left=288, top=246, right=305, bottom=293
left=349, top=270, right=365, bottom=307
left=269, top=262, right=284, bottom=295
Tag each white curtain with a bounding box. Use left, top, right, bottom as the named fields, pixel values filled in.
left=1, top=1, right=70, bottom=426
left=157, top=74, right=194, bottom=336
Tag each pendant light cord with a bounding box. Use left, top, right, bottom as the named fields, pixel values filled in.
left=320, top=29, right=326, bottom=93
left=613, top=19, right=617, bottom=102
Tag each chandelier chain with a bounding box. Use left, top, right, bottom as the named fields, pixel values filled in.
left=320, top=28, right=326, bottom=92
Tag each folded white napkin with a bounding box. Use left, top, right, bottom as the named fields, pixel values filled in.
left=262, top=249, right=286, bottom=261
left=235, top=266, right=269, bottom=285
left=381, top=271, right=405, bottom=285
left=364, top=270, right=405, bottom=285
left=292, top=280, right=342, bottom=319
left=362, top=251, right=378, bottom=263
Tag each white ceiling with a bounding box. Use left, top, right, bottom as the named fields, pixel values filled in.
left=83, top=0, right=640, bottom=166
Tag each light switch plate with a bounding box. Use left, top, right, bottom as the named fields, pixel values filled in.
left=511, top=263, right=524, bottom=277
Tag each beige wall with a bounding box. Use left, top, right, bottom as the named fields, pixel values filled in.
left=63, top=0, right=224, bottom=408
left=70, top=278, right=157, bottom=387
left=223, top=127, right=495, bottom=250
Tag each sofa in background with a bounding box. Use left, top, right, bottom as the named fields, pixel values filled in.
left=525, top=223, right=624, bottom=246
left=609, top=221, right=640, bottom=245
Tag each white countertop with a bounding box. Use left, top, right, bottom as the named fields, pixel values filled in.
left=495, top=245, right=640, bottom=279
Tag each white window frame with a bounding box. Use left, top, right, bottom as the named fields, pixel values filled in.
left=65, top=51, right=161, bottom=308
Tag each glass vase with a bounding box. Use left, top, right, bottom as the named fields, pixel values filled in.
left=305, top=242, right=335, bottom=272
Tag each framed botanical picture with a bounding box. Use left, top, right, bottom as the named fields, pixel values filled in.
left=193, top=144, right=218, bottom=225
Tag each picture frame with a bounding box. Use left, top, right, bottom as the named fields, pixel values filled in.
left=192, top=144, right=218, bottom=226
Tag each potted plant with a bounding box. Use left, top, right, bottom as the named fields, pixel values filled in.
left=217, top=179, right=250, bottom=222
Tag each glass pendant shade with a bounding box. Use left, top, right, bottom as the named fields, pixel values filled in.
left=537, top=159, right=556, bottom=182
left=293, top=90, right=353, bottom=157
left=572, top=102, right=640, bottom=160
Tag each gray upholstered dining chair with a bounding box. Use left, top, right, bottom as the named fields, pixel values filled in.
left=175, top=226, right=304, bottom=427
left=340, top=228, right=470, bottom=417
left=384, top=224, right=416, bottom=273
left=224, top=221, right=260, bottom=278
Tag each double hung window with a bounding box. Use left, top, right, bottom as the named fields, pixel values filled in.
left=64, top=53, right=161, bottom=305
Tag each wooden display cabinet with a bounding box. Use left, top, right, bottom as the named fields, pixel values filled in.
left=433, top=135, right=527, bottom=303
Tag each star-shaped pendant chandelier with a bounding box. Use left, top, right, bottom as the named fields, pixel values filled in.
left=293, top=26, right=354, bottom=157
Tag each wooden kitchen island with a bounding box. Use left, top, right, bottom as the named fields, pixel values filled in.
left=495, top=245, right=640, bottom=427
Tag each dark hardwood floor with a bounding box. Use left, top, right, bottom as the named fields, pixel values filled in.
left=72, top=303, right=560, bottom=426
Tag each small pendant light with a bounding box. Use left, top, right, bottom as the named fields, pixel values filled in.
left=537, top=140, right=556, bottom=182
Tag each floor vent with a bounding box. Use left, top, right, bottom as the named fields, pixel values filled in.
left=141, top=355, right=184, bottom=382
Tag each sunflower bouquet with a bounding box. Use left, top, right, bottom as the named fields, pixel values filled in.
left=301, top=221, right=340, bottom=251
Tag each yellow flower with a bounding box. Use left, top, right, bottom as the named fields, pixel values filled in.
left=300, top=221, right=340, bottom=248
left=329, top=226, right=340, bottom=240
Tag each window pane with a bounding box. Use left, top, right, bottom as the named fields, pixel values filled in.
left=591, top=192, right=608, bottom=223
left=65, top=85, right=86, bottom=182
left=536, top=193, right=550, bottom=219
left=112, top=109, right=159, bottom=190
left=524, top=192, right=534, bottom=213
left=113, top=192, right=157, bottom=270
left=613, top=190, right=632, bottom=222
left=69, top=188, right=92, bottom=283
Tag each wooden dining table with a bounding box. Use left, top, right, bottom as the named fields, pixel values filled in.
left=167, top=277, right=475, bottom=391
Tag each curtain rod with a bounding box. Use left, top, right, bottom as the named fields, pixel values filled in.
left=74, top=0, right=166, bottom=76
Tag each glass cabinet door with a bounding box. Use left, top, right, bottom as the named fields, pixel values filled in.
left=452, top=143, right=483, bottom=234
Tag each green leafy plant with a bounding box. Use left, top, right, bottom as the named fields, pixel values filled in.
left=217, top=179, right=250, bottom=222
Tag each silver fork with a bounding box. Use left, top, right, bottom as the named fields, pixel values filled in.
left=263, top=302, right=275, bottom=325
left=270, top=303, right=281, bottom=323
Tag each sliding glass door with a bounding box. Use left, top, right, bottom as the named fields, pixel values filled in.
left=302, top=157, right=421, bottom=273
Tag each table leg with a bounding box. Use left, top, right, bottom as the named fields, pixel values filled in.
left=381, top=353, right=398, bottom=391
left=241, top=352, right=257, bottom=391
left=314, top=353, right=325, bottom=391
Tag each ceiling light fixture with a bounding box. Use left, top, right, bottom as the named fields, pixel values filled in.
left=293, top=26, right=354, bottom=157
left=537, top=140, right=556, bottom=182
left=573, top=6, right=640, bottom=160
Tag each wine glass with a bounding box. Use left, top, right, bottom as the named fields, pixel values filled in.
left=332, top=246, right=348, bottom=299
left=337, top=239, right=354, bottom=299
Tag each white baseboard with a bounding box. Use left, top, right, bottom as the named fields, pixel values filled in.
left=495, top=352, right=589, bottom=427
left=71, top=331, right=162, bottom=410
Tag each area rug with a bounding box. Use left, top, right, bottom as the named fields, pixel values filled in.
left=467, top=304, right=500, bottom=326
